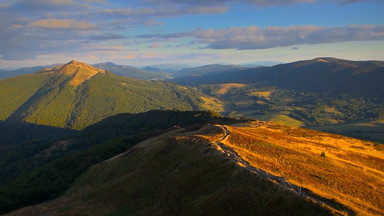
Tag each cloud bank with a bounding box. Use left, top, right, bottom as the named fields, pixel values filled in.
left=138, top=25, right=384, bottom=50
left=0, top=0, right=382, bottom=62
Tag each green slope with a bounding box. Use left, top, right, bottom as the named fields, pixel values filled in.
left=0, top=61, right=207, bottom=130
left=0, top=73, right=52, bottom=120
left=69, top=72, right=204, bottom=129
left=20, top=71, right=205, bottom=129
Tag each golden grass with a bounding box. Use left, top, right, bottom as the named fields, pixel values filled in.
left=201, top=96, right=224, bottom=113
left=216, top=83, right=245, bottom=94
left=215, top=123, right=384, bottom=215
left=53, top=60, right=105, bottom=86
left=324, top=107, right=342, bottom=114
left=248, top=91, right=272, bottom=99
left=254, top=114, right=303, bottom=127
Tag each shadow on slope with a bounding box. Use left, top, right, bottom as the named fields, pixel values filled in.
left=0, top=120, right=75, bottom=146
left=6, top=126, right=334, bottom=216
left=0, top=110, right=245, bottom=215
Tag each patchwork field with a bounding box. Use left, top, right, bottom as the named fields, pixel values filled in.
left=216, top=83, right=245, bottom=94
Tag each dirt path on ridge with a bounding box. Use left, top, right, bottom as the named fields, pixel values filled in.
left=213, top=125, right=356, bottom=216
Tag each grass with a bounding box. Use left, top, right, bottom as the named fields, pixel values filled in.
left=219, top=122, right=384, bottom=216
left=216, top=83, right=245, bottom=94
left=248, top=90, right=273, bottom=99
left=6, top=126, right=332, bottom=216
left=253, top=113, right=304, bottom=127
left=200, top=96, right=224, bottom=113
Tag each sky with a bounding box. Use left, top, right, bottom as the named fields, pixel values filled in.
left=0, top=0, right=383, bottom=69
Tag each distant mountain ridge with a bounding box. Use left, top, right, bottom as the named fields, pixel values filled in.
left=171, top=57, right=384, bottom=100
left=0, top=66, right=45, bottom=79
left=93, top=62, right=172, bottom=80
left=173, top=64, right=247, bottom=77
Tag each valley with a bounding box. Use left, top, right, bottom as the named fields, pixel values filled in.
left=200, top=82, right=384, bottom=142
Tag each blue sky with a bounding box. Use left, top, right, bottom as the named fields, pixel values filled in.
left=0, top=0, right=383, bottom=68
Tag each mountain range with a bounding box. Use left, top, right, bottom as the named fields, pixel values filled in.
left=3, top=58, right=383, bottom=101
left=172, top=58, right=384, bottom=100
left=93, top=62, right=172, bottom=80
left=0, top=58, right=383, bottom=215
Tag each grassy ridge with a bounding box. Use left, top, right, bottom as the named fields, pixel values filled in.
left=221, top=122, right=384, bottom=215
left=6, top=124, right=332, bottom=216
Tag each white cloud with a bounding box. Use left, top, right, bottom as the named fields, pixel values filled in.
left=141, top=25, right=384, bottom=50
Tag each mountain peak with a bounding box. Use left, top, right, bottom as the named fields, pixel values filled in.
left=65, top=59, right=93, bottom=68
left=57, top=60, right=105, bottom=86
left=68, top=59, right=79, bottom=64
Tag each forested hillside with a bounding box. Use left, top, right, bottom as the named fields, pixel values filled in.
left=0, top=61, right=208, bottom=130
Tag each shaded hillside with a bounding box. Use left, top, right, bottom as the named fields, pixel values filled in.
left=174, top=64, right=247, bottom=77
left=0, top=111, right=243, bottom=214
left=171, top=64, right=248, bottom=85
left=0, top=121, right=75, bottom=146
left=94, top=62, right=172, bottom=80
left=172, top=58, right=384, bottom=101
left=5, top=121, right=332, bottom=216
left=0, top=60, right=208, bottom=129
left=254, top=58, right=384, bottom=100
left=2, top=111, right=382, bottom=215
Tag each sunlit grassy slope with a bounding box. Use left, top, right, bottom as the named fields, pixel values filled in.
left=253, top=113, right=304, bottom=127
left=215, top=122, right=384, bottom=215
left=6, top=125, right=332, bottom=216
